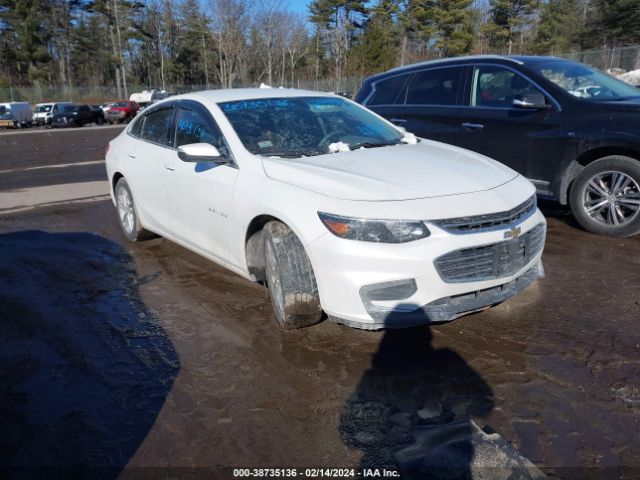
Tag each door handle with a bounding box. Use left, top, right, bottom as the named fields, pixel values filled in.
left=461, top=122, right=484, bottom=130
left=127, top=153, right=136, bottom=158
left=389, top=118, right=407, bottom=124
left=163, top=161, right=176, bottom=171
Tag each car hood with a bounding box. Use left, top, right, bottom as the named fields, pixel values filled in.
left=261, top=141, right=518, bottom=201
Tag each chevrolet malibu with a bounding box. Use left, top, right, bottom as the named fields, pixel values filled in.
left=105, top=88, right=546, bottom=330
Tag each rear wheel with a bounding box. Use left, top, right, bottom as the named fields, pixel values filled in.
left=115, top=178, right=154, bottom=242
left=570, top=155, right=640, bottom=237
left=263, top=221, right=323, bottom=329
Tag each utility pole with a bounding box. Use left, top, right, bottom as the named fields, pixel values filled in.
left=113, top=0, right=128, bottom=99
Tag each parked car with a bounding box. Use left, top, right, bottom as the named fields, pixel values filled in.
left=90, top=105, right=106, bottom=124
left=105, top=100, right=138, bottom=123
left=33, top=102, right=73, bottom=126
left=100, top=102, right=115, bottom=113
left=356, top=55, right=640, bottom=237
left=0, top=102, right=33, bottom=128
left=106, top=89, right=546, bottom=330
left=51, top=103, right=103, bottom=127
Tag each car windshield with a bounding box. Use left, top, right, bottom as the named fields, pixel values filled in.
left=60, top=105, right=78, bottom=112
left=36, top=105, right=52, bottom=112
left=533, top=60, right=640, bottom=101
left=218, top=96, right=405, bottom=158
left=112, top=101, right=128, bottom=107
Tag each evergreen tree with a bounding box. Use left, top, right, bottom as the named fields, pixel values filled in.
left=484, top=0, right=538, bottom=54
left=534, top=0, right=583, bottom=54
left=357, top=0, right=401, bottom=74
left=431, top=0, right=476, bottom=56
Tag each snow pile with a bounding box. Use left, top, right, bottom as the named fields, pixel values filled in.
left=328, top=142, right=350, bottom=153
left=618, top=69, right=640, bottom=86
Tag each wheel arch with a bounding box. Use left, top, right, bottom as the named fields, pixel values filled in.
left=244, top=214, right=282, bottom=282
left=111, top=171, right=124, bottom=205
left=558, top=146, right=640, bottom=204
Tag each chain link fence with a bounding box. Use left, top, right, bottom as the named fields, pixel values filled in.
left=4, top=46, right=640, bottom=105
left=564, top=45, right=640, bottom=73
left=0, top=76, right=364, bottom=105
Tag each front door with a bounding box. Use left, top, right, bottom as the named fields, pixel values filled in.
left=456, top=64, right=564, bottom=185
left=164, top=100, right=239, bottom=264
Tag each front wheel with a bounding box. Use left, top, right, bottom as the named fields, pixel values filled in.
left=263, top=221, right=323, bottom=329
left=569, top=155, right=640, bottom=237
left=115, top=178, right=154, bottom=241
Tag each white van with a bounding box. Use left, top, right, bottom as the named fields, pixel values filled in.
left=0, top=102, right=33, bottom=128
left=33, top=102, right=73, bottom=127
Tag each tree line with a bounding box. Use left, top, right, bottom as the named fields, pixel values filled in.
left=1, top=0, right=639, bottom=98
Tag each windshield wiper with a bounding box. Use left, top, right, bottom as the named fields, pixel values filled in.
left=261, top=149, right=324, bottom=158
left=348, top=140, right=402, bottom=150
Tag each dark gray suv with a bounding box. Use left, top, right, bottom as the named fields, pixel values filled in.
left=356, top=55, right=640, bottom=237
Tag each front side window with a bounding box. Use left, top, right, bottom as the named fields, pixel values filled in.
left=140, top=107, right=175, bottom=146
left=175, top=107, right=223, bottom=148
left=471, top=66, right=541, bottom=108
left=405, top=67, right=463, bottom=106
left=219, top=96, right=404, bottom=158
left=532, top=60, right=640, bottom=101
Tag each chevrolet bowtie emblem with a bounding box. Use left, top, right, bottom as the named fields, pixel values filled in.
left=504, top=226, right=522, bottom=239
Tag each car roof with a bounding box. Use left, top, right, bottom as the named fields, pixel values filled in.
left=367, top=54, right=570, bottom=81
left=167, top=88, right=337, bottom=104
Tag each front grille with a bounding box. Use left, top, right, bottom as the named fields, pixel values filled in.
left=431, top=195, right=536, bottom=234
left=435, top=223, right=546, bottom=283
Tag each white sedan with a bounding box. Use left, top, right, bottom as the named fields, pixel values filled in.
left=105, top=88, right=546, bottom=330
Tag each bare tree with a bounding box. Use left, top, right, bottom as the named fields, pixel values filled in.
left=207, top=0, right=249, bottom=88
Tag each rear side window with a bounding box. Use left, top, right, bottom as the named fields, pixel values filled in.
left=406, top=67, right=464, bottom=106
left=368, top=74, right=409, bottom=105
left=140, top=107, right=175, bottom=146
left=129, top=115, right=144, bottom=137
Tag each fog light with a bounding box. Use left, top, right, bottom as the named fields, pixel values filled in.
left=360, top=279, right=417, bottom=303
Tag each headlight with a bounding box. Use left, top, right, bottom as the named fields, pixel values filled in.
left=318, top=212, right=430, bottom=243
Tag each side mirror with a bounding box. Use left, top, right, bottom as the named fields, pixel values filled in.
left=177, top=143, right=226, bottom=163
left=513, top=92, right=551, bottom=110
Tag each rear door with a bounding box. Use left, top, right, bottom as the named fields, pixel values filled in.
left=364, top=65, right=466, bottom=146
left=124, top=102, right=179, bottom=234
left=456, top=64, right=564, bottom=183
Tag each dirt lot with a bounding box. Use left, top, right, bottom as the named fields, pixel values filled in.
left=0, top=127, right=639, bottom=479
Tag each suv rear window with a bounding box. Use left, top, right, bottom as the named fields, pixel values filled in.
left=406, top=67, right=463, bottom=106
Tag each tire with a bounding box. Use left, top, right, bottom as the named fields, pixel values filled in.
left=96, top=116, right=104, bottom=125
left=569, top=155, right=640, bottom=237
left=115, top=178, right=154, bottom=242
left=263, top=221, right=323, bottom=329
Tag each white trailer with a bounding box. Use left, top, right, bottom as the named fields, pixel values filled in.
left=129, top=89, right=170, bottom=110
left=0, top=102, right=33, bottom=128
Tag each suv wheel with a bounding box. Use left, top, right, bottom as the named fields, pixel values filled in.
left=263, top=221, right=323, bottom=329
left=115, top=178, right=154, bottom=241
left=570, top=155, right=640, bottom=236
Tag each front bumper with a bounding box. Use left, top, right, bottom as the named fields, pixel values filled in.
left=308, top=209, right=546, bottom=329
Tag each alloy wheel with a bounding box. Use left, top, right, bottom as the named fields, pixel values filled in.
left=117, top=186, right=135, bottom=235
left=582, top=170, right=640, bottom=226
